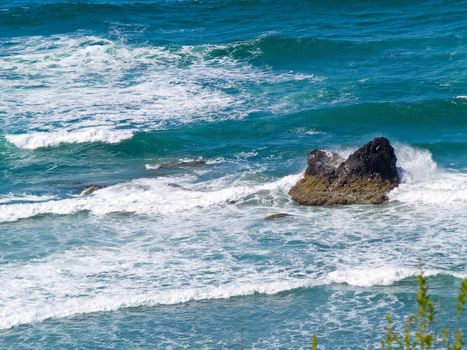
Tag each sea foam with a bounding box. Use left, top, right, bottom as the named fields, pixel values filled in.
left=0, top=256, right=463, bottom=330
left=1, top=35, right=318, bottom=149
left=0, top=173, right=301, bottom=223
left=0, top=193, right=57, bottom=205
left=0, top=278, right=316, bottom=330
left=389, top=145, right=467, bottom=204
left=6, top=128, right=134, bottom=149
left=1, top=144, right=466, bottom=223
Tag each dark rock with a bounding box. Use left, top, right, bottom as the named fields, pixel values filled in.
left=80, top=184, right=105, bottom=196
left=179, top=158, right=207, bottom=167
left=148, top=157, right=207, bottom=170
left=305, top=150, right=345, bottom=178
left=265, top=213, right=293, bottom=221
left=289, top=137, right=400, bottom=205
left=336, top=137, right=398, bottom=182
left=166, top=183, right=184, bottom=189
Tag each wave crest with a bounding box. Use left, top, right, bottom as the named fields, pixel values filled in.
left=6, top=128, right=134, bottom=149
left=0, top=174, right=301, bottom=223
left=389, top=145, right=467, bottom=204
left=0, top=278, right=314, bottom=330
left=0, top=260, right=463, bottom=330
left=1, top=34, right=319, bottom=149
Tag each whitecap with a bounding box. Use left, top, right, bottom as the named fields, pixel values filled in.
left=325, top=266, right=466, bottom=287
left=0, top=173, right=301, bottom=223
left=0, top=193, right=57, bottom=205
left=1, top=34, right=320, bottom=149
left=389, top=144, right=467, bottom=204
left=6, top=128, right=134, bottom=149
left=0, top=278, right=315, bottom=330
left=325, top=267, right=417, bottom=287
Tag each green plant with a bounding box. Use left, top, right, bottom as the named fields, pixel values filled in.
left=381, top=272, right=467, bottom=350
left=310, top=273, right=467, bottom=350
left=311, top=335, right=319, bottom=350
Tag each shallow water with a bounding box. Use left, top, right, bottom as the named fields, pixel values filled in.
left=1, top=1, right=466, bottom=349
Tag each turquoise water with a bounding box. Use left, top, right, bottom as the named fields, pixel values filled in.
left=1, top=1, right=467, bottom=348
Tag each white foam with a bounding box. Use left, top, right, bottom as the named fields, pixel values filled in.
left=295, top=127, right=324, bottom=136
left=0, top=225, right=320, bottom=330
left=0, top=277, right=315, bottom=330
left=144, top=156, right=213, bottom=170
left=205, top=157, right=225, bottom=165
left=325, top=267, right=417, bottom=287
left=389, top=173, right=467, bottom=204
left=328, top=146, right=357, bottom=160
left=0, top=193, right=57, bottom=204
left=6, top=128, right=134, bottom=149
left=1, top=35, right=319, bottom=149
left=325, top=266, right=466, bottom=287
left=144, top=163, right=162, bottom=170
left=0, top=251, right=463, bottom=330
left=235, top=151, right=259, bottom=159
left=0, top=173, right=301, bottom=223
left=389, top=145, right=467, bottom=204
left=395, top=144, right=438, bottom=183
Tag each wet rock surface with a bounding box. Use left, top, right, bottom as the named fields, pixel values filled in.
left=289, top=137, right=400, bottom=205
left=80, top=184, right=105, bottom=196
left=265, top=213, right=293, bottom=221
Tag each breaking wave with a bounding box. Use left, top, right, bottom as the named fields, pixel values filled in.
left=0, top=174, right=301, bottom=223
left=6, top=128, right=134, bottom=149
left=0, top=279, right=315, bottom=330
left=324, top=266, right=465, bottom=287
left=1, top=34, right=320, bottom=149
left=389, top=145, right=467, bottom=204
left=0, top=258, right=463, bottom=330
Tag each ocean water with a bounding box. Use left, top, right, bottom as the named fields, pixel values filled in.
left=1, top=0, right=467, bottom=348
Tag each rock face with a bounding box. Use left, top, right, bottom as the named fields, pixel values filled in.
left=289, top=137, right=400, bottom=205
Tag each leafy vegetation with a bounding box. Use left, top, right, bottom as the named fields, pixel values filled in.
left=311, top=271, right=467, bottom=350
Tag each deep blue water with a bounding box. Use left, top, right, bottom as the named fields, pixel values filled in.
left=0, top=1, right=466, bottom=349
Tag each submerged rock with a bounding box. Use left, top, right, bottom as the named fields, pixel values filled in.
left=265, top=213, right=293, bottom=221
left=146, top=157, right=207, bottom=170
left=289, top=137, right=399, bottom=205
left=80, top=184, right=105, bottom=196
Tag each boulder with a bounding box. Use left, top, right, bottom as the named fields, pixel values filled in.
left=289, top=137, right=399, bottom=205
left=80, top=184, right=105, bottom=196
left=265, top=213, right=293, bottom=221
left=147, top=157, right=207, bottom=170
